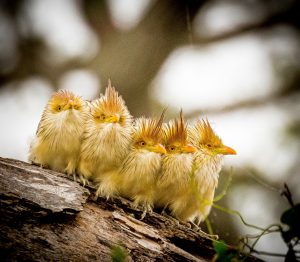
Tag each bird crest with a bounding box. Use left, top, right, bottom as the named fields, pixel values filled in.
left=134, top=109, right=166, bottom=143
left=49, top=90, right=83, bottom=110
left=190, top=118, right=222, bottom=147
left=94, top=79, right=126, bottom=114
left=163, top=110, right=188, bottom=145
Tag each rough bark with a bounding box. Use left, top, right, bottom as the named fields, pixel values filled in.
left=0, top=157, right=260, bottom=261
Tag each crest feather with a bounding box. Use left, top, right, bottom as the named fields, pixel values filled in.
left=48, top=90, right=83, bottom=110
left=190, top=118, right=222, bottom=147
left=134, top=109, right=166, bottom=143
left=51, top=90, right=80, bottom=103
left=95, top=80, right=125, bottom=113
left=163, top=110, right=188, bottom=145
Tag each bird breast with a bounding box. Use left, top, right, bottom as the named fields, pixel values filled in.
left=193, top=152, right=224, bottom=192
left=121, top=151, right=162, bottom=183
left=39, top=109, right=86, bottom=149
left=81, top=121, right=132, bottom=168
left=160, top=153, right=194, bottom=187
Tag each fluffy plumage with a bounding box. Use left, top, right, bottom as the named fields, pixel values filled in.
left=189, top=119, right=236, bottom=224
left=118, top=112, right=166, bottom=217
left=29, top=90, right=88, bottom=175
left=156, top=111, right=198, bottom=221
left=78, top=81, right=133, bottom=197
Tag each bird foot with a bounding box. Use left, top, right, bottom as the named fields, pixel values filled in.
left=31, top=161, right=42, bottom=167
left=64, top=162, right=76, bottom=176
left=188, top=221, right=218, bottom=240
left=140, top=204, right=153, bottom=220
left=160, top=206, right=167, bottom=215
left=94, top=185, right=114, bottom=201
left=160, top=210, right=180, bottom=225
left=31, top=161, right=48, bottom=169
left=78, top=175, right=90, bottom=187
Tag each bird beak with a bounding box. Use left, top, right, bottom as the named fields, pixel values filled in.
left=109, top=114, right=120, bottom=123
left=217, top=145, right=237, bottom=155
left=182, top=144, right=197, bottom=153
left=68, top=99, right=74, bottom=109
left=150, top=143, right=167, bottom=154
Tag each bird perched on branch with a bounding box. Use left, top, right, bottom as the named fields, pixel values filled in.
left=155, top=111, right=198, bottom=222
left=78, top=80, right=133, bottom=197
left=119, top=112, right=166, bottom=218
left=189, top=119, right=236, bottom=224
left=29, top=90, right=88, bottom=175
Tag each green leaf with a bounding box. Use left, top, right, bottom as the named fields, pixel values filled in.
left=285, top=245, right=297, bottom=262
left=111, top=245, right=127, bottom=262
left=213, top=241, right=242, bottom=262
left=281, top=204, right=300, bottom=227
left=213, top=241, right=228, bottom=256
left=280, top=204, right=300, bottom=243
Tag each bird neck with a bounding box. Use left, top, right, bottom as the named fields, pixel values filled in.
left=120, top=150, right=162, bottom=180
left=193, top=151, right=224, bottom=188
left=161, top=153, right=194, bottom=186
left=38, top=108, right=86, bottom=140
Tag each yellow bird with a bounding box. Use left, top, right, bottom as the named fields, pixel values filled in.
left=118, top=112, right=166, bottom=218
left=189, top=119, right=236, bottom=224
left=155, top=111, right=197, bottom=221
left=29, top=90, right=89, bottom=175
left=78, top=80, right=133, bottom=197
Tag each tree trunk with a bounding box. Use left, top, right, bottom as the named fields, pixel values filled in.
left=0, top=157, right=260, bottom=261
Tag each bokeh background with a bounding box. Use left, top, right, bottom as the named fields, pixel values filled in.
left=0, top=0, right=299, bottom=260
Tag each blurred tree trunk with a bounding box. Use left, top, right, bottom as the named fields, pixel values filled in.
left=83, top=0, right=206, bottom=116
left=1, top=0, right=299, bottom=115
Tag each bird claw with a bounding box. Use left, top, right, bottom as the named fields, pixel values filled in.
left=160, top=208, right=179, bottom=224
left=187, top=221, right=218, bottom=240
left=93, top=194, right=99, bottom=201
left=140, top=204, right=152, bottom=220
left=73, top=173, right=78, bottom=182
left=64, top=162, right=76, bottom=176
left=79, top=175, right=90, bottom=187
left=94, top=185, right=113, bottom=201
left=160, top=206, right=168, bottom=215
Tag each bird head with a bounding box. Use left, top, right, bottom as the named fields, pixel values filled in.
left=133, top=111, right=166, bottom=154
left=189, top=118, right=236, bottom=156
left=163, top=111, right=197, bottom=154
left=49, top=90, right=85, bottom=114
left=91, top=80, right=132, bottom=126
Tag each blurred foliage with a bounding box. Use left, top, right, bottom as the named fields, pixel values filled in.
left=1, top=0, right=300, bottom=114
left=213, top=241, right=242, bottom=262
left=211, top=184, right=300, bottom=261
left=110, top=244, right=128, bottom=262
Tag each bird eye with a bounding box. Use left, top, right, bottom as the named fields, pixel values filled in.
left=170, top=146, right=175, bottom=151
left=101, top=114, right=106, bottom=120
left=139, top=141, right=146, bottom=146
left=207, top=144, right=212, bottom=147
left=57, top=105, right=62, bottom=111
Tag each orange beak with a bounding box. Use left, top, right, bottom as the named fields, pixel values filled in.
left=217, top=145, right=237, bottom=155
left=151, top=143, right=167, bottom=154
left=182, top=144, right=197, bottom=153
left=68, top=99, right=74, bottom=109
left=109, top=114, right=120, bottom=123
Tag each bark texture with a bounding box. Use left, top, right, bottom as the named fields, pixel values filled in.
left=0, top=157, right=260, bottom=261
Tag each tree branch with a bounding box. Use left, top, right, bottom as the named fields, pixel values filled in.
left=0, top=157, right=261, bottom=261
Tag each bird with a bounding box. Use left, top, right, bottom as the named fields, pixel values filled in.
left=118, top=112, right=166, bottom=218
left=77, top=80, right=133, bottom=198
left=28, top=90, right=89, bottom=176
left=188, top=118, right=236, bottom=225
left=155, top=111, right=198, bottom=222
